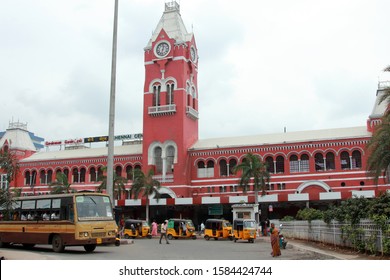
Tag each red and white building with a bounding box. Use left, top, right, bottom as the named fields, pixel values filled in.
left=1, top=1, right=389, bottom=224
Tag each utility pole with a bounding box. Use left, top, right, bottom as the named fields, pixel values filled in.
left=107, top=0, right=119, bottom=205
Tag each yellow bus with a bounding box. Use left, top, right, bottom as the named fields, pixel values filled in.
left=0, top=192, right=118, bottom=252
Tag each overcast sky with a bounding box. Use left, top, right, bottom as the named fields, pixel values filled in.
left=1, top=0, right=390, bottom=145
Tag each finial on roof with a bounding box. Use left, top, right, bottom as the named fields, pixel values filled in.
left=165, top=1, right=180, bottom=13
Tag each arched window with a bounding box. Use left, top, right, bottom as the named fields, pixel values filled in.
left=154, top=147, right=163, bottom=174
left=79, top=168, right=86, bottom=183
left=197, top=160, right=214, bottom=178
left=47, top=169, right=53, bottom=184
left=25, top=171, right=31, bottom=186
left=126, top=165, right=133, bottom=180
left=275, top=156, right=284, bottom=173
left=31, top=170, right=37, bottom=187
left=166, top=83, right=175, bottom=105
left=289, top=155, right=299, bottom=173
left=315, top=153, right=324, bottom=171
left=115, top=166, right=122, bottom=177
left=192, top=86, right=197, bottom=110
left=300, top=154, right=309, bottom=172
left=63, top=168, right=69, bottom=180
left=265, top=156, right=274, bottom=173
left=72, top=168, right=79, bottom=183
left=352, top=150, right=362, bottom=168
left=97, top=167, right=103, bottom=181
left=220, top=159, right=227, bottom=176
left=153, top=84, right=161, bottom=106
left=326, top=152, right=335, bottom=170
left=39, top=170, right=46, bottom=184
left=166, top=146, right=175, bottom=173
left=340, top=151, right=350, bottom=169
left=90, top=167, right=97, bottom=182
left=229, top=159, right=237, bottom=176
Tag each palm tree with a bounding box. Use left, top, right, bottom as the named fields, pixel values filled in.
left=97, top=166, right=127, bottom=199
left=367, top=65, right=390, bottom=183
left=0, top=149, right=20, bottom=220
left=49, top=172, right=74, bottom=194
left=129, top=168, right=161, bottom=223
left=233, top=153, right=270, bottom=226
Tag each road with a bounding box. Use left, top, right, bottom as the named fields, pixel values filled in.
left=0, top=236, right=336, bottom=260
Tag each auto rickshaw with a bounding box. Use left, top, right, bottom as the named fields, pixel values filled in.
left=233, top=218, right=257, bottom=243
left=123, top=219, right=152, bottom=239
left=167, top=219, right=197, bottom=240
left=204, top=219, right=233, bottom=240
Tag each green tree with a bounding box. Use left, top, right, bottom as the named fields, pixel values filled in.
left=233, top=153, right=270, bottom=225
left=0, top=149, right=19, bottom=188
left=49, top=172, right=74, bottom=194
left=97, top=166, right=128, bottom=199
left=367, top=65, right=390, bottom=183
left=129, top=168, right=161, bottom=223
left=0, top=149, right=20, bottom=220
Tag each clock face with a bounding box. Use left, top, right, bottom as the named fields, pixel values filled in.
left=155, top=41, right=170, bottom=57
left=190, top=46, right=197, bottom=62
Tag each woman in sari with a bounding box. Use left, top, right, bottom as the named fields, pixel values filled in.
left=270, top=223, right=281, bottom=257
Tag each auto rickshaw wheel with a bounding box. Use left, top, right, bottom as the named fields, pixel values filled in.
left=214, top=237, right=218, bottom=240
left=167, top=234, right=173, bottom=240
left=124, top=234, right=130, bottom=239
left=234, top=238, right=237, bottom=243
left=192, top=235, right=197, bottom=240
left=204, top=235, right=210, bottom=241
left=147, top=235, right=152, bottom=239
left=229, top=236, right=234, bottom=241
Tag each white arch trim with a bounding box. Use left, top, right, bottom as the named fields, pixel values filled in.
left=151, top=186, right=177, bottom=199
left=296, top=180, right=331, bottom=194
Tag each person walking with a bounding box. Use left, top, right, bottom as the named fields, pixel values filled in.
left=151, top=220, right=158, bottom=236
left=159, top=220, right=170, bottom=244
left=270, top=223, right=281, bottom=257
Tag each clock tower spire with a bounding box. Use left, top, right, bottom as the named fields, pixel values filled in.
left=142, top=1, right=199, bottom=187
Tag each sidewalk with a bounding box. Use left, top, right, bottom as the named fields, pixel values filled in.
left=256, top=235, right=379, bottom=260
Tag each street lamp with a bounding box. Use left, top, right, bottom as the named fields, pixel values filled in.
left=107, top=0, right=119, bottom=204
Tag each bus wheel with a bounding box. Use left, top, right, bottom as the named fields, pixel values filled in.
left=52, top=234, right=65, bottom=253
left=84, top=244, right=97, bottom=253
left=22, top=244, right=36, bottom=249
left=167, top=234, right=173, bottom=240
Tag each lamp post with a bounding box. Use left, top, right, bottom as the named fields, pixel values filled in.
left=107, top=0, right=119, bottom=204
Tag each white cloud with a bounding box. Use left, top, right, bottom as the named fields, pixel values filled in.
left=1, top=0, right=390, bottom=143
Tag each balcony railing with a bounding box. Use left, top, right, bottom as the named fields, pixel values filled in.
left=152, top=174, right=174, bottom=183
left=186, top=106, right=199, bottom=119
left=148, top=104, right=176, bottom=116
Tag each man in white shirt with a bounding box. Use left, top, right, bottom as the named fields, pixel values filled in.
left=159, top=220, right=170, bottom=244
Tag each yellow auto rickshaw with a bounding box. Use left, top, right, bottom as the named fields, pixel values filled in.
left=167, top=219, right=197, bottom=240
left=204, top=219, right=233, bottom=240
left=123, top=219, right=152, bottom=239
left=233, top=218, right=256, bottom=243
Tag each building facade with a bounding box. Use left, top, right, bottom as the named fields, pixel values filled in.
left=1, top=2, right=389, bottom=224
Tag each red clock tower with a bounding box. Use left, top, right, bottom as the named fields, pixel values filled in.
left=142, top=1, right=198, bottom=188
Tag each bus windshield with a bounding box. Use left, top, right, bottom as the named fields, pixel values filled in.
left=76, top=195, right=113, bottom=221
